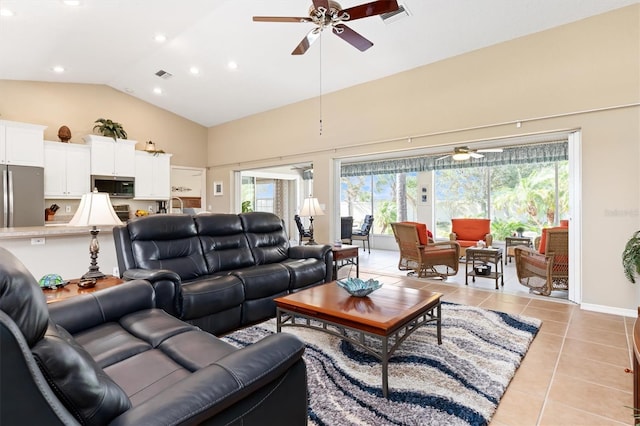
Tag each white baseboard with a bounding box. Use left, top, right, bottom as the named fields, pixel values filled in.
left=580, top=302, right=637, bottom=318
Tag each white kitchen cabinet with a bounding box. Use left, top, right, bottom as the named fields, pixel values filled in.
left=0, top=120, right=46, bottom=167
left=134, top=151, right=172, bottom=200
left=83, top=135, right=136, bottom=177
left=44, top=141, right=90, bottom=198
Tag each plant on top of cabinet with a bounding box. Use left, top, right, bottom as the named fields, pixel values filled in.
left=93, top=118, right=127, bottom=141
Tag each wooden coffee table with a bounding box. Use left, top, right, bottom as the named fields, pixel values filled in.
left=274, top=282, right=442, bottom=397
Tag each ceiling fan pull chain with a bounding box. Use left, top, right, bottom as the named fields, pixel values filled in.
left=319, top=33, right=323, bottom=136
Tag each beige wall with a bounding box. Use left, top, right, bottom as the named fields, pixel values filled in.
left=208, top=5, right=640, bottom=311
left=0, top=80, right=207, bottom=167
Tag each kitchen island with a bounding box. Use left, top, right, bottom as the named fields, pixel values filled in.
left=0, top=225, right=119, bottom=281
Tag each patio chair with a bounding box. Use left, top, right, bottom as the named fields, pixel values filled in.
left=391, top=222, right=460, bottom=279
left=294, top=214, right=311, bottom=244
left=514, top=227, right=568, bottom=296
left=341, top=216, right=354, bottom=244
left=352, top=215, right=374, bottom=253
left=449, top=218, right=493, bottom=257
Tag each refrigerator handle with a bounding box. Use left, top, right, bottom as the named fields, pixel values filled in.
left=2, top=170, right=7, bottom=227
left=7, top=170, right=13, bottom=227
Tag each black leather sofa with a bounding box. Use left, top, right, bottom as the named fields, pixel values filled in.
left=0, top=247, right=307, bottom=426
left=113, top=212, right=332, bottom=335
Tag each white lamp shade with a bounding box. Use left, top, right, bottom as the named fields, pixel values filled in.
left=299, top=197, right=325, bottom=217
left=69, top=190, right=123, bottom=226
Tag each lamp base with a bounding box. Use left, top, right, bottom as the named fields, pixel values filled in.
left=81, top=269, right=106, bottom=280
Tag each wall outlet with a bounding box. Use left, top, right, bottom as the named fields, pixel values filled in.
left=148, top=205, right=155, bottom=213
left=31, top=237, right=45, bottom=245
left=65, top=205, right=71, bottom=213
left=112, top=266, right=120, bottom=277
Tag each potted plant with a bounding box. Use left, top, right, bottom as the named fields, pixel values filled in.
left=93, top=118, right=127, bottom=141
left=516, top=226, right=525, bottom=237
left=623, top=230, right=640, bottom=284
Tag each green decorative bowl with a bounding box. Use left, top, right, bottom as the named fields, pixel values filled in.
left=337, top=278, right=382, bottom=297
left=38, top=274, right=68, bottom=290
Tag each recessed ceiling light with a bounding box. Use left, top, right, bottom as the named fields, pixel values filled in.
left=189, top=66, right=200, bottom=75
left=153, top=87, right=163, bottom=95
left=154, top=34, right=167, bottom=43
left=52, top=66, right=65, bottom=73
left=62, top=0, right=81, bottom=6
left=0, top=8, right=14, bottom=17
left=227, top=61, right=238, bottom=70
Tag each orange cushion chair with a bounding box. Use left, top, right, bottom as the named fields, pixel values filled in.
left=450, top=218, right=493, bottom=255
left=400, top=221, right=433, bottom=245
left=538, top=220, right=569, bottom=254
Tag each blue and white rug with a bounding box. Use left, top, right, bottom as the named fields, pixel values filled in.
left=222, top=302, right=541, bottom=426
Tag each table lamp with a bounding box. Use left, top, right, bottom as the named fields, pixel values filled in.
left=69, top=189, right=123, bottom=280
left=299, top=196, right=324, bottom=245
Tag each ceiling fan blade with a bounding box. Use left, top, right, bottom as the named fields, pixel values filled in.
left=312, top=0, right=330, bottom=12
left=477, top=148, right=504, bottom=153
left=470, top=152, right=485, bottom=159
left=340, top=0, right=399, bottom=21
left=332, top=24, right=373, bottom=51
left=253, top=16, right=312, bottom=23
left=292, top=28, right=322, bottom=55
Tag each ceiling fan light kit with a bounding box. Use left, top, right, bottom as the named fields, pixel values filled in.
left=253, top=0, right=400, bottom=55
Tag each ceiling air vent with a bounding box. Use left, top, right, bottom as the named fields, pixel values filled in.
left=155, top=70, right=173, bottom=79
left=380, top=4, right=410, bottom=24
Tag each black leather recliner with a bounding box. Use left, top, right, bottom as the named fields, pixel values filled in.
left=0, top=247, right=308, bottom=426
left=113, top=212, right=332, bottom=335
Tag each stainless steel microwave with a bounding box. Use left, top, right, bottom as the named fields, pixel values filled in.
left=91, top=175, right=135, bottom=198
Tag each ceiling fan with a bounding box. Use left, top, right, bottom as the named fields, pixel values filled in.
left=438, top=146, right=504, bottom=161
left=253, top=0, right=399, bottom=55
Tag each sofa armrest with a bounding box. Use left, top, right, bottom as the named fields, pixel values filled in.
left=109, top=333, right=306, bottom=426
left=288, top=244, right=331, bottom=261
left=48, top=280, right=155, bottom=334
left=122, top=268, right=182, bottom=317
left=289, top=244, right=333, bottom=283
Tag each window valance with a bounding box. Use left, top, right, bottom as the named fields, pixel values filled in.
left=341, top=141, right=568, bottom=177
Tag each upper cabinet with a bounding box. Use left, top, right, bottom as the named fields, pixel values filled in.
left=83, top=135, right=136, bottom=177
left=134, top=151, right=172, bottom=200
left=0, top=120, right=46, bottom=167
left=44, top=141, right=90, bottom=198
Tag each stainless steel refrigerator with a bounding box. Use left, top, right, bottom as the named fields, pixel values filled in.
left=1, top=165, right=45, bottom=227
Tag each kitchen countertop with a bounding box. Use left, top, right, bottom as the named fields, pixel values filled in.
left=0, top=225, right=117, bottom=239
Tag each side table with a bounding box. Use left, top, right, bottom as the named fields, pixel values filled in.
left=43, top=275, right=124, bottom=304
left=505, top=236, right=533, bottom=264
left=331, top=244, right=359, bottom=280
left=465, top=247, right=504, bottom=290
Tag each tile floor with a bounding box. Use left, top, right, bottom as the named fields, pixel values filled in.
left=340, top=247, right=635, bottom=426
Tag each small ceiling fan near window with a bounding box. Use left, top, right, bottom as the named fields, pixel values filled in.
left=438, top=146, right=504, bottom=161
left=253, top=0, right=399, bottom=55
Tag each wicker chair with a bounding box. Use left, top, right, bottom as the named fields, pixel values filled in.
left=391, top=222, right=460, bottom=279
left=514, top=227, right=568, bottom=296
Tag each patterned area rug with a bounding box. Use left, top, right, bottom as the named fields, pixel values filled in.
left=222, top=302, right=541, bottom=426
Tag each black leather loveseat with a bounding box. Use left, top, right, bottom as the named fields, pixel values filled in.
left=113, top=212, right=332, bottom=335
left=0, top=247, right=307, bottom=426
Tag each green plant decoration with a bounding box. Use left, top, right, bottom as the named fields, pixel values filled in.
left=242, top=201, right=253, bottom=213
left=93, top=118, right=127, bottom=141
left=622, top=230, right=640, bottom=284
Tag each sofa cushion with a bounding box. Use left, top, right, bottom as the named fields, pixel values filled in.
left=240, top=212, right=289, bottom=264
left=281, top=258, right=327, bottom=290
left=181, top=275, right=245, bottom=319
left=31, top=322, right=131, bottom=425
left=232, top=264, right=290, bottom=300
left=127, top=215, right=209, bottom=280
left=195, top=214, right=256, bottom=273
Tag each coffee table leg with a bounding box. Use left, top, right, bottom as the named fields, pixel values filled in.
left=276, top=308, right=282, bottom=332
left=437, top=302, right=442, bottom=345
left=381, top=336, right=389, bottom=398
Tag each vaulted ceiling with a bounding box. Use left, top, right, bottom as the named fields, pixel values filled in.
left=1, top=0, right=637, bottom=127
